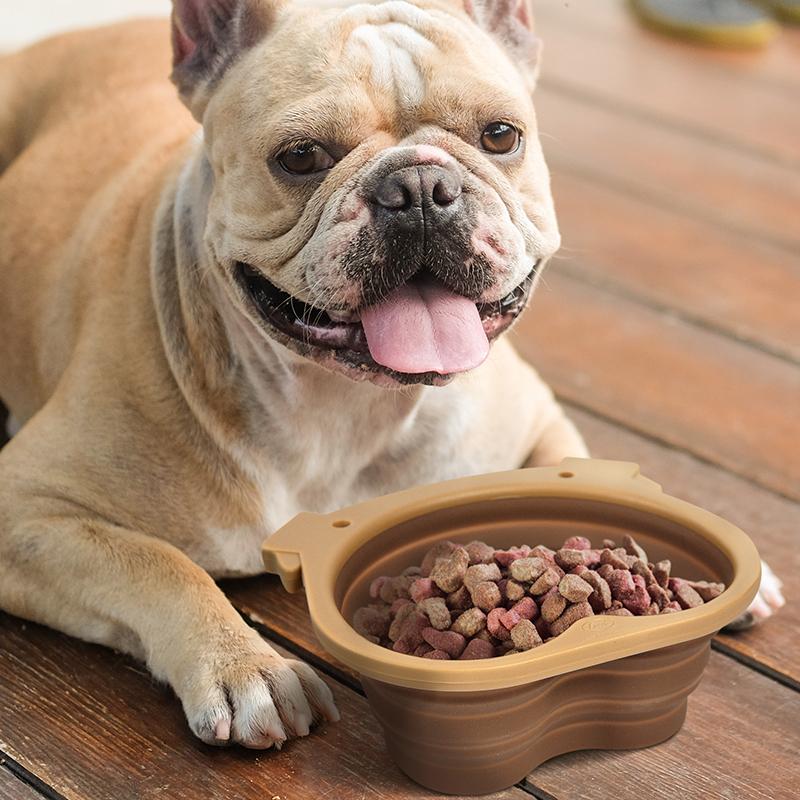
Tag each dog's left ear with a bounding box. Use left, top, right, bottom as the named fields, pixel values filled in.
left=463, top=0, right=542, bottom=91
left=171, top=0, right=285, bottom=118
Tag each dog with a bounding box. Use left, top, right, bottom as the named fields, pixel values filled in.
left=0, top=0, right=782, bottom=750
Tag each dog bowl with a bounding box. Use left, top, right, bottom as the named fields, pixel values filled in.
left=262, top=458, right=760, bottom=796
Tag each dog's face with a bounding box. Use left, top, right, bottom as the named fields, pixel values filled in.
left=172, top=0, right=560, bottom=386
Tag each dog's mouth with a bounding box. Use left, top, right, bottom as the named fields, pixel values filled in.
left=235, top=263, right=537, bottom=385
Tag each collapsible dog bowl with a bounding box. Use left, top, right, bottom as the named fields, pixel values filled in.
left=262, top=458, right=760, bottom=795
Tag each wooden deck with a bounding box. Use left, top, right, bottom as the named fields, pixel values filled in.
left=1, top=1, right=799, bottom=797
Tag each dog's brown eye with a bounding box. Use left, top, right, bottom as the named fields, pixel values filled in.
left=278, top=142, right=336, bottom=176
left=480, top=122, right=521, bottom=155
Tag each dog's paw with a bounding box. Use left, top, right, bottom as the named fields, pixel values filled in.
left=181, top=634, right=340, bottom=749
left=724, top=559, right=785, bottom=632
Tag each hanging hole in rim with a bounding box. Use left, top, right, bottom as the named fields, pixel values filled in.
left=332, top=520, right=351, bottom=528
left=559, top=471, right=575, bottom=478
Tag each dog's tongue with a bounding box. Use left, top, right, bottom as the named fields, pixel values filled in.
left=360, top=280, right=490, bottom=375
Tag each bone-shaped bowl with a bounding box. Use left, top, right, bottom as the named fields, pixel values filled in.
left=262, top=458, right=759, bottom=795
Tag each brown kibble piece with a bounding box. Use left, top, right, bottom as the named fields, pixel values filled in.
left=581, top=570, right=612, bottom=611
left=445, top=585, right=472, bottom=611
left=597, top=563, right=614, bottom=581
left=353, top=606, right=390, bottom=639
left=688, top=581, right=725, bottom=602
left=471, top=580, right=502, bottom=612
left=558, top=574, right=594, bottom=603
left=418, top=597, right=451, bottom=630
left=653, top=560, right=671, bottom=588
left=530, top=567, right=562, bottom=596
left=420, top=541, right=458, bottom=576
left=555, top=548, right=585, bottom=570
left=464, top=563, right=502, bottom=590
left=510, top=619, right=543, bottom=650
left=600, top=548, right=629, bottom=570
left=622, top=534, right=648, bottom=563
left=541, top=588, right=568, bottom=623
left=631, top=559, right=656, bottom=587
left=603, top=607, right=634, bottom=617
left=429, top=547, right=469, bottom=593
left=505, top=579, right=526, bottom=602
left=450, top=607, right=487, bottom=637
left=509, top=557, right=548, bottom=583
left=550, top=601, right=594, bottom=636
left=465, top=540, right=496, bottom=565
left=671, top=579, right=704, bottom=609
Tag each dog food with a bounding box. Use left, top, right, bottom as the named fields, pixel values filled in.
left=353, top=534, right=725, bottom=659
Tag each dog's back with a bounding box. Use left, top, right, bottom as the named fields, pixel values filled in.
left=0, top=20, right=195, bottom=418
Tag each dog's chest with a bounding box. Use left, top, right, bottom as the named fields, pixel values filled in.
left=197, top=384, right=504, bottom=578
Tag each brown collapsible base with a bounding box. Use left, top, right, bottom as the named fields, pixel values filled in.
left=362, top=636, right=711, bottom=796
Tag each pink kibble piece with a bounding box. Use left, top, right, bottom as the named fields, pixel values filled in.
left=459, top=639, right=495, bottom=660
left=562, top=536, right=592, bottom=551
left=422, top=627, right=467, bottom=658
left=487, top=608, right=511, bottom=641
left=409, top=577, right=441, bottom=604
left=423, top=649, right=451, bottom=660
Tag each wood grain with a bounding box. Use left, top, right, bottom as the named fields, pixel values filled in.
left=565, top=405, right=800, bottom=686
left=535, top=0, right=800, bottom=165
left=538, top=87, right=800, bottom=255
left=0, top=613, right=527, bottom=800
left=0, top=767, right=44, bottom=800
left=536, top=0, right=800, bottom=93
left=510, top=272, right=800, bottom=499
left=524, top=653, right=800, bottom=800
left=542, top=169, right=800, bottom=363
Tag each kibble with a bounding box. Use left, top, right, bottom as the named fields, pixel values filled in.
left=354, top=533, right=725, bottom=659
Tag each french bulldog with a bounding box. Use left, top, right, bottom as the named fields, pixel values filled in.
left=0, top=0, right=780, bottom=751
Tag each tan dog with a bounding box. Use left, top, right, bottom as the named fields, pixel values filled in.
left=0, top=0, right=640, bottom=750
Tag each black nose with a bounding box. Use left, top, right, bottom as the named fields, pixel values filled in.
left=373, top=164, right=463, bottom=228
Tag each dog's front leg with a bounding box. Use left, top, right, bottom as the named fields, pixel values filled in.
left=0, top=514, right=338, bottom=747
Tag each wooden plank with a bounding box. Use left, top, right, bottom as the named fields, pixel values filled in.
left=538, top=87, right=800, bottom=255
left=524, top=651, right=800, bottom=800
left=544, top=169, right=800, bottom=363
left=564, top=405, right=800, bottom=686
left=0, top=766, right=45, bottom=800
left=226, top=579, right=800, bottom=799
left=534, top=0, right=800, bottom=165
left=536, top=0, right=800, bottom=93
left=0, top=613, right=526, bottom=800
left=510, top=272, right=800, bottom=500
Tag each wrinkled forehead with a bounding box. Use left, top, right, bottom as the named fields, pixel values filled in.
left=279, top=1, right=527, bottom=114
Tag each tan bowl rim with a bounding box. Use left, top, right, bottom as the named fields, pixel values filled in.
left=262, top=458, right=761, bottom=692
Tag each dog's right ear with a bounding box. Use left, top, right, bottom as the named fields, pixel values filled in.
left=171, top=0, right=284, bottom=119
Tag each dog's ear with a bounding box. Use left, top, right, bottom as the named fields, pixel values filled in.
left=171, top=0, right=284, bottom=118
left=463, top=0, right=542, bottom=91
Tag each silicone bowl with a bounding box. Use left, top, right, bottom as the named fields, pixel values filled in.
left=262, top=458, right=760, bottom=796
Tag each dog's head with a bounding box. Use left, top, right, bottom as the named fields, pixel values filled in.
left=171, top=0, right=560, bottom=386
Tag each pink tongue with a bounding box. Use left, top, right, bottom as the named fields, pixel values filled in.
left=360, top=281, right=490, bottom=375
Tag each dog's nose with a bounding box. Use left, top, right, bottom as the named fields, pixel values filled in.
left=373, top=165, right=463, bottom=228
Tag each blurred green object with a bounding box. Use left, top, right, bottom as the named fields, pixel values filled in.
left=766, top=0, right=800, bottom=23
left=630, top=0, right=780, bottom=48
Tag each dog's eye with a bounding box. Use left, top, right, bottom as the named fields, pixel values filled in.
left=278, top=142, right=336, bottom=176
left=480, top=122, right=521, bottom=155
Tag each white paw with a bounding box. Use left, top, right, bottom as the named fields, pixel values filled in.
left=181, top=633, right=340, bottom=749
left=724, top=560, right=785, bottom=632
